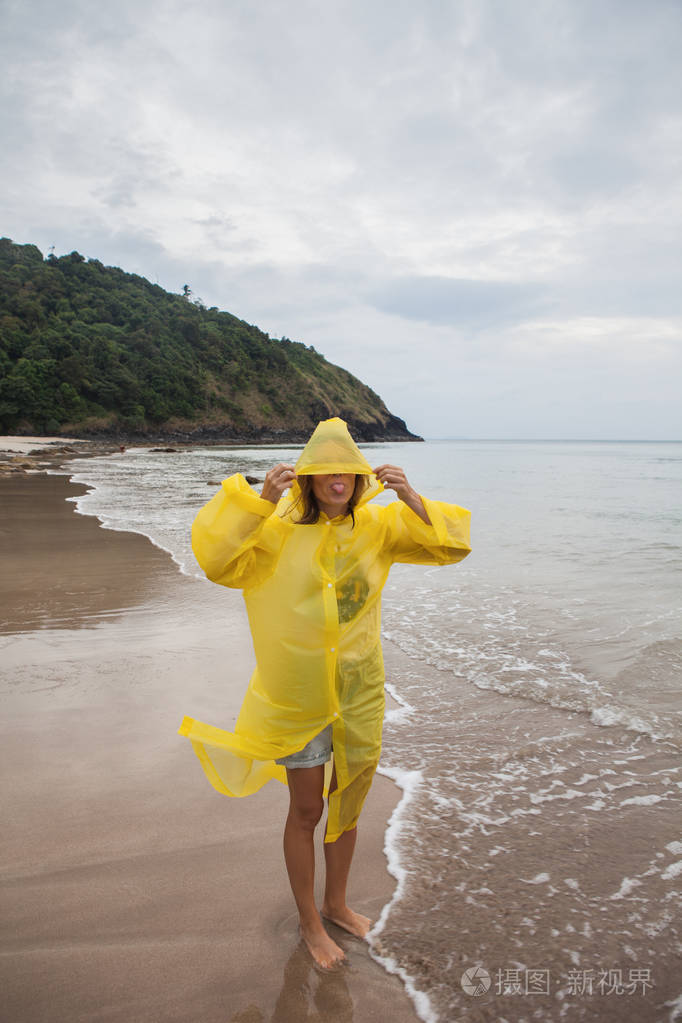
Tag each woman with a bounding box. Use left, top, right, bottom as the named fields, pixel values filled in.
left=179, top=418, right=471, bottom=968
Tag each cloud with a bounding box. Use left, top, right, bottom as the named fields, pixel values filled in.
left=369, top=276, right=549, bottom=329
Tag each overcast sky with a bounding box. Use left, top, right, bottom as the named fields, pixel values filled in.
left=2, top=0, right=681, bottom=438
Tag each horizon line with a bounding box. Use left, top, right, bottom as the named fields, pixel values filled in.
left=418, top=436, right=682, bottom=443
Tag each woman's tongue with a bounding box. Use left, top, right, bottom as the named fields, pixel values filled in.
left=331, top=482, right=345, bottom=495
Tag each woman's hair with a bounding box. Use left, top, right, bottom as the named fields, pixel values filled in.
left=294, top=475, right=367, bottom=526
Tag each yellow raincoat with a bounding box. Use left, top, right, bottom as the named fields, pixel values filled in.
left=179, top=418, right=471, bottom=841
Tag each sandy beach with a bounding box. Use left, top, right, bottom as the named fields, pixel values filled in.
left=0, top=436, right=84, bottom=456
left=0, top=471, right=419, bottom=1022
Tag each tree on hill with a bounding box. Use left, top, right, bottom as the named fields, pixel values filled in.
left=0, top=238, right=418, bottom=441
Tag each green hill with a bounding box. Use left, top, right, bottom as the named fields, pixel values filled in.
left=0, top=238, right=419, bottom=442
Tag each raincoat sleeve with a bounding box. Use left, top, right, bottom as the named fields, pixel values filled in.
left=191, top=473, right=283, bottom=589
left=382, top=495, right=471, bottom=566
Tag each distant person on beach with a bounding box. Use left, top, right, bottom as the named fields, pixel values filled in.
left=180, top=418, right=471, bottom=968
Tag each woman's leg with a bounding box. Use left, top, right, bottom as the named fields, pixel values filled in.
left=283, top=765, right=345, bottom=967
left=321, top=767, right=371, bottom=938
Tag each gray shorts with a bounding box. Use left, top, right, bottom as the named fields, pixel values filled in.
left=275, top=724, right=333, bottom=769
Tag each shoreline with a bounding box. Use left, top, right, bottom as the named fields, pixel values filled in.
left=6, top=438, right=678, bottom=1020
left=0, top=423, right=424, bottom=454
left=0, top=468, right=420, bottom=1022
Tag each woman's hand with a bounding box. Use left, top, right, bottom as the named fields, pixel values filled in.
left=373, top=464, right=431, bottom=524
left=373, top=464, right=415, bottom=502
left=261, top=463, right=297, bottom=504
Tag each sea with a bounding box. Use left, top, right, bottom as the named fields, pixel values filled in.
left=62, top=439, right=682, bottom=1023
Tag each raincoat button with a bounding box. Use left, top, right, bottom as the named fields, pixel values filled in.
left=327, top=583, right=333, bottom=588
left=330, top=647, right=335, bottom=652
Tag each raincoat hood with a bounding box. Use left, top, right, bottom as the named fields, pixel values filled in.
left=289, top=417, right=382, bottom=511
left=295, top=417, right=374, bottom=476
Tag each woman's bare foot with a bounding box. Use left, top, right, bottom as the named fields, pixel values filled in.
left=321, top=903, right=371, bottom=938
left=300, top=917, right=346, bottom=969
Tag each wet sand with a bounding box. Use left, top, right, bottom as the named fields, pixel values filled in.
left=0, top=474, right=419, bottom=1023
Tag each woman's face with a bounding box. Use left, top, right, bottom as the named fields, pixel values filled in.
left=311, top=473, right=356, bottom=517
